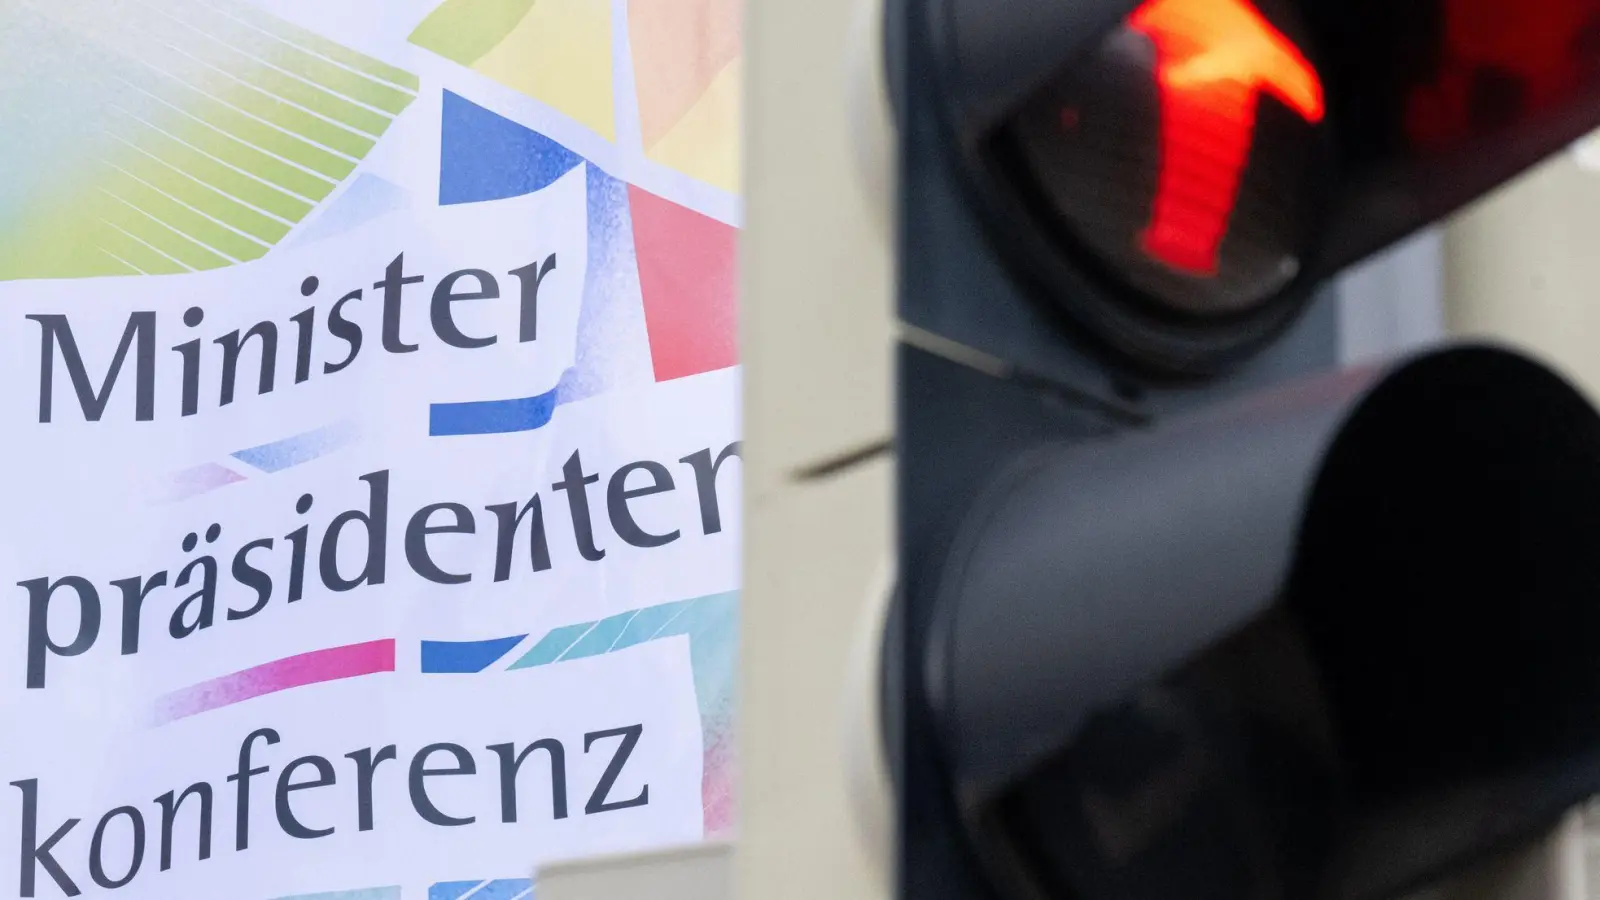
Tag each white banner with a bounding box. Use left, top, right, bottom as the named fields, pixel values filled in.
left=0, top=0, right=742, bottom=897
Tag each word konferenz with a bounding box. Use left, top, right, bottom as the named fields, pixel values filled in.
left=12, top=722, right=651, bottom=897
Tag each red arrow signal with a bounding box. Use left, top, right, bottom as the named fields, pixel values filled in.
left=1129, top=0, right=1325, bottom=277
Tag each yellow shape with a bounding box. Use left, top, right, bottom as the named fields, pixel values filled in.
left=646, top=55, right=740, bottom=193
left=627, top=0, right=741, bottom=147
left=473, top=0, right=614, bottom=141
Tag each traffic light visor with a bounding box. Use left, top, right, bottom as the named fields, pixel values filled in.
left=958, top=0, right=1600, bottom=336
left=921, top=345, right=1600, bottom=900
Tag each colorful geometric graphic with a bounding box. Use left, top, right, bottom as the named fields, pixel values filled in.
left=168, top=462, right=249, bottom=502
left=0, top=0, right=417, bottom=281
left=421, top=634, right=530, bottom=674
left=428, top=380, right=566, bottom=436
left=410, top=0, right=614, bottom=141
left=151, top=638, right=397, bottom=725
left=439, top=91, right=585, bottom=204
left=420, top=592, right=738, bottom=835
left=166, top=420, right=360, bottom=501
left=629, top=186, right=740, bottom=382
left=429, top=879, right=534, bottom=900
left=436, top=97, right=734, bottom=425
left=629, top=0, right=742, bottom=192
left=231, top=421, right=361, bottom=473
left=556, top=165, right=656, bottom=406
left=409, top=0, right=740, bottom=193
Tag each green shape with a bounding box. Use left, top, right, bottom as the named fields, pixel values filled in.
left=93, top=72, right=337, bottom=200
left=169, top=32, right=394, bottom=136
left=154, top=111, right=337, bottom=201
left=265, top=42, right=415, bottom=115
left=175, top=0, right=415, bottom=114
left=209, top=0, right=419, bottom=90
left=95, top=253, right=140, bottom=276
left=94, top=225, right=187, bottom=275
left=243, top=63, right=394, bottom=137
left=107, top=116, right=312, bottom=222
left=408, top=0, right=538, bottom=66
left=111, top=150, right=291, bottom=243
left=211, top=80, right=377, bottom=159
left=92, top=190, right=230, bottom=270
left=508, top=622, right=595, bottom=669
left=116, top=65, right=356, bottom=180
left=0, top=0, right=417, bottom=281
left=100, top=169, right=268, bottom=262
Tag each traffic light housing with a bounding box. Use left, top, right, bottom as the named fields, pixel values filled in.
left=891, top=1, right=1600, bottom=900
left=903, top=0, right=1600, bottom=373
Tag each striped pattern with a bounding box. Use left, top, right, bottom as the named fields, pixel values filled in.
left=429, top=879, right=534, bottom=900
left=0, top=0, right=416, bottom=280
left=506, top=592, right=734, bottom=670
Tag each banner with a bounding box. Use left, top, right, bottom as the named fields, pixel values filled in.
left=0, top=0, right=741, bottom=897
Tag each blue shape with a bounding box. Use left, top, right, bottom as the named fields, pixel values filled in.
left=429, top=378, right=564, bottom=436
left=426, top=881, right=533, bottom=900
left=554, top=164, right=652, bottom=407
left=472, top=880, right=534, bottom=900
left=421, top=635, right=527, bottom=673
left=440, top=91, right=584, bottom=205
left=289, top=174, right=408, bottom=247
left=232, top=422, right=357, bottom=473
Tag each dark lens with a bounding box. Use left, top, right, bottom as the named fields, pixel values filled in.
left=1001, top=0, right=1331, bottom=318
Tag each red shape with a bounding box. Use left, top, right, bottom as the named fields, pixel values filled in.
left=1406, top=0, right=1595, bottom=151
left=1129, top=0, right=1325, bottom=275
left=628, top=186, right=739, bottom=382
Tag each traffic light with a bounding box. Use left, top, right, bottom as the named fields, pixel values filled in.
left=890, top=1, right=1600, bottom=900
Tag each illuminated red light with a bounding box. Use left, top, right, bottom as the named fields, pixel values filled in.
left=1407, top=0, right=1596, bottom=151
left=1128, top=0, right=1325, bottom=277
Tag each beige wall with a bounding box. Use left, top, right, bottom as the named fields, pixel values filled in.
left=738, top=0, right=896, bottom=898
left=1444, top=145, right=1600, bottom=398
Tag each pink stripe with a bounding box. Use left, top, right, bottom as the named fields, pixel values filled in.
left=702, top=734, right=736, bottom=837
left=151, top=639, right=396, bottom=725
left=167, top=463, right=246, bottom=501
